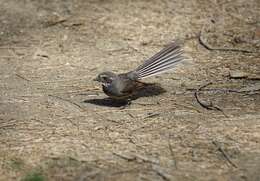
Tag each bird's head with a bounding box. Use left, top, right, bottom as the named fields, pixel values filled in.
left=93, top=71, right=117, bottom=86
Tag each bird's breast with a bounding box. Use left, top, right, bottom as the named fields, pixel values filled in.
left=102, top=82, right=130, bottom=100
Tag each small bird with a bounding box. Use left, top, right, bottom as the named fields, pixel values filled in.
left=94, top=41, right=185, bottom=100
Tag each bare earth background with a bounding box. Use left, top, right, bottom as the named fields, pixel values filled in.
left=0, top=0, right=260, bottom=180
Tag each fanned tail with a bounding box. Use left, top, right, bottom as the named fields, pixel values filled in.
left=134, top=41, right=185, bottom=79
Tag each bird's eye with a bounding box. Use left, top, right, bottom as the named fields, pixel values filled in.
left=101, top=75, right=112, bottom=83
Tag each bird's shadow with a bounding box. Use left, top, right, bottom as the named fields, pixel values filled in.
left=84, top=83, right=166, bottom=107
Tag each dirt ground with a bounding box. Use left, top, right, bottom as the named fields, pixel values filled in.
left=0, top=0, right=260, bottom=180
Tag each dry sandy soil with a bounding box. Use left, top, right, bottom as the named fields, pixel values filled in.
left=0, top=0, right=260, bottom=180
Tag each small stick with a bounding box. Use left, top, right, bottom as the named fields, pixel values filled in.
left=168, top=140, right=177, bottom=169
left=0, top=124, right=16, bottom=129
left=126, top=112, right=135, bottom=118
left=112, top=152, right=136, bottom=162
left=45, top=18, right=67, bottom=27
left=134, top=154, right=159, bottom=165
left=212, top=141, right=238, bottom=168
left=194, top=82, right=214, bottom=110
left=198, top=31, right=256, bottom=53
left=172, top=102, right=201, bottom=113
left=143, top=113, right=160, bottom=119
left=48, top=94, right=84, bottom=111
left=113, top=152, right=159, bottom=165
left=195, top=82, right=228, bottom=118
left=134, top=102, right=158, bottom=106
left=96, top=113, right=121, bottom=124
left=15, top=73, right=30, bottom=81
left=152, top=165, right=172, bottom=181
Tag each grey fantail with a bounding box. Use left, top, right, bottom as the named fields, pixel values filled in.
left=94, top=41, right=185, bottom=100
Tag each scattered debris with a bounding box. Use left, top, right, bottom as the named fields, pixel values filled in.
left=194, top=82, right=228, bottom=117
left=45, top=16, right=68, bottom=27
left=48, top=94, right=84, bottom=111
left=143, top=113, right=160, bottom=119
left=15, top=73, right=31, bottom=81
left=33, top=49, right=49, bottom=59
left=62, top=20, right=84, bottom=27
left=168, top=140, right=178, bottom=169
left=112, top=152, right=159, bottom=165
left=229, top=71, right=260, bottom=80
left=112, top=152, right=136, bottom=162
left=194, top=82, right=214, bottom=110
left=238, top=82, right=260, bottom=93
left=229, top=70, right=248, bottom=79
left=212, top=141, right=238, bottom=168
left=247, top=75, right=260, bottom=80
left=198, top=31, right=256, bottom=53
left=152, top=165, right=172, bottom=181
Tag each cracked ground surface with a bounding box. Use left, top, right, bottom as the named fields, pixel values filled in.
left=0, top=0, right=260, bottom=180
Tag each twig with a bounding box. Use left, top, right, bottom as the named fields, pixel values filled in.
left=112, top=152, right=159, bottom=165
left=96, top=107, right=153, bottom=114
left=168, top=140, right=177, bottom=169
left=112, top=152, right=136, bottom=162
left=15, top=73, right=30, bottom=81
left=78, top=170, right=100, bottom=181
left=143, top=113, right=160, bottom=119
left=187, top=87, right=259, bottom=94
left=0, top=46, right=29, bottom=49
left=212, top=141, right=238, bottom=168
left=126, top=112, right=135, bottom=118
left=134, top=102, right=158, bottom=106
left=96, top=113, right=121, bottom=124
left=194, top=82, right=213, bottom=110
left=198, top=31, right=256, bottom=53
left=45, top=18, right=67, bottom=27
left=195, top=82, right=228, bottom=117
left=113, top=151, right=171, bottom=181
left=0, top=124, right=16, bottom=129
left=48, top=94, right=84, bottom=111
left=134, top=154, right=159, bottom=165
left=64, top=117, right=79, bottom=128
left=112, top=168, right=143, bottom=175
left=152, top=165, right=172, bottom=181
left=172, top=102, right=201, bottom=113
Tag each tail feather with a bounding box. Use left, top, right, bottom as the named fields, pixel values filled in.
left=134, top=41, right=184, bottom=79
left=137, top=50, right=183, bottom=74
left=137, top=56, right=184, bottom=78
left=137, top=42, right=180, bottom=69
